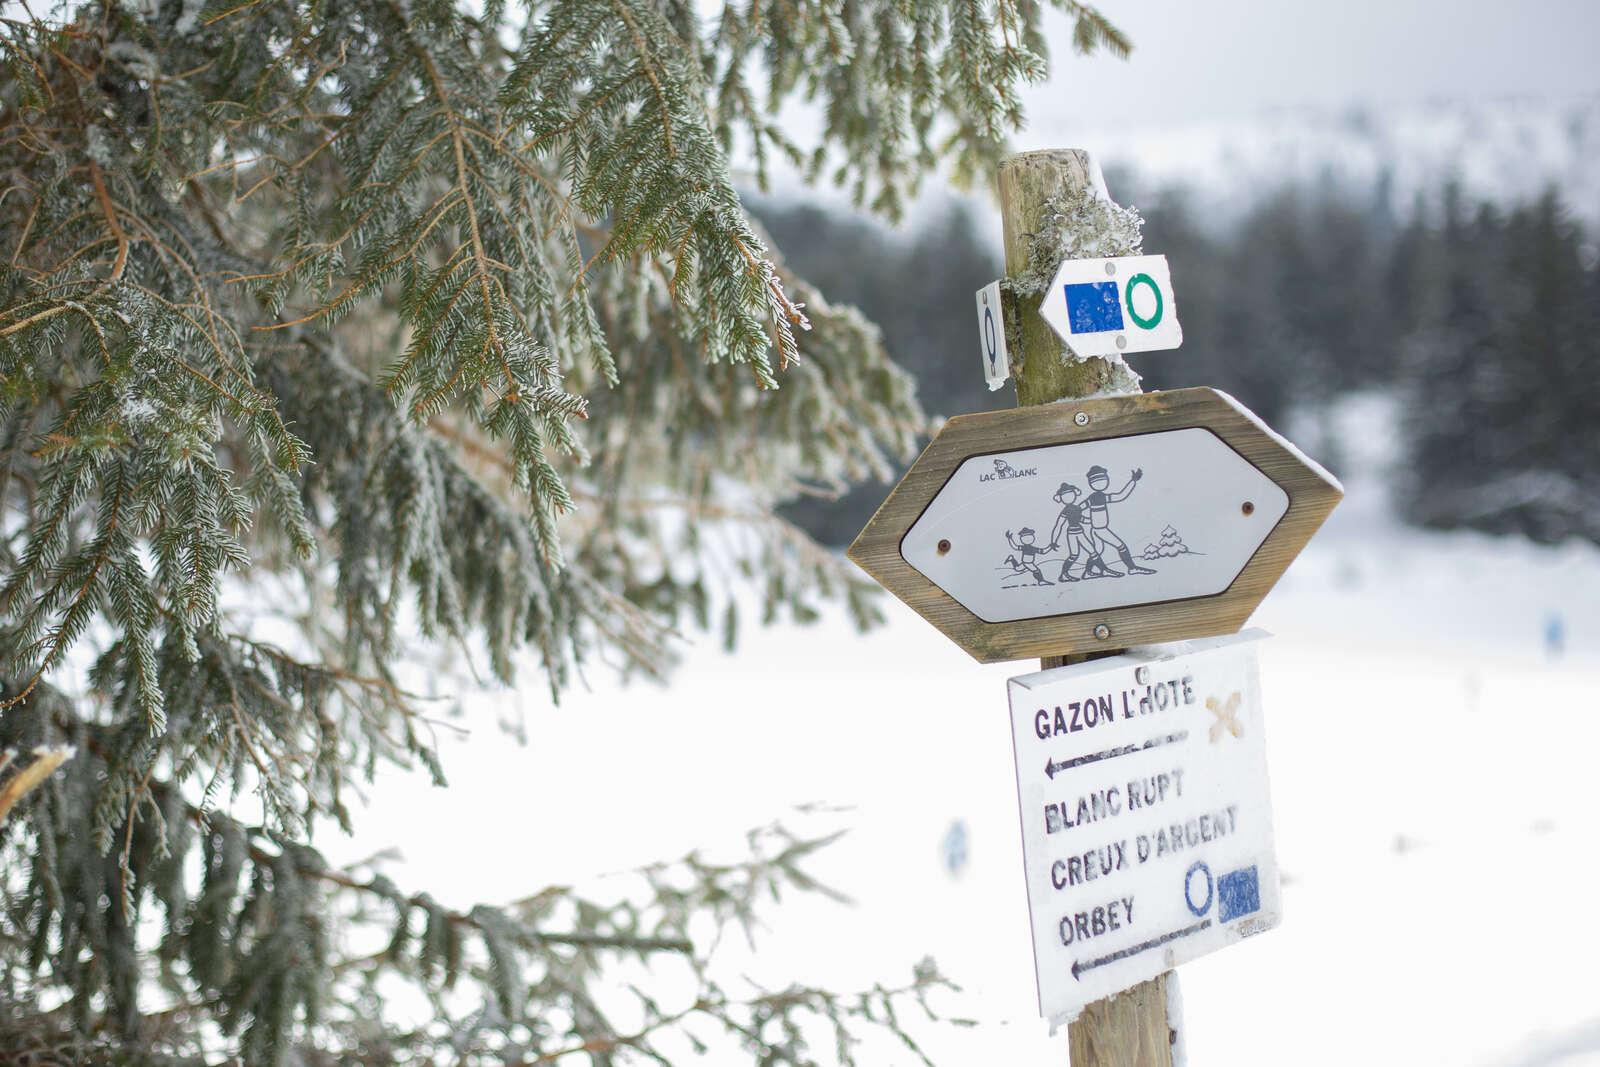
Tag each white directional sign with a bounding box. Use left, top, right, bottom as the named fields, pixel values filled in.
left=975, top=281, right=1011, bottom=390
left=901, top=426, right=1287, bottom=624
left=1038, top=254, right=1182, bottom=358
left=1007, top=631, right=1281, bottom=1022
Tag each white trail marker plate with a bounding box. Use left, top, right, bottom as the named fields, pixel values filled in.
left=1038, top=254, right=1182, bottom=358
left=975, top=280, right=1011, bottom=390
left=1007, top=631, right=1280, bottom=1022
left=846, top=388, right=1341, bottom=662
left=901, top=426, right=1286, bottom=624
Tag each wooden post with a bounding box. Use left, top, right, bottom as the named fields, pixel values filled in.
left=998, top=150, right=1131, bottom=407
left=997, top=148, right=1180, bottom=1067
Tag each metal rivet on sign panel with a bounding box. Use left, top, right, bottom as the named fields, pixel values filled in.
left=937, top=539, right=952, bottom=556
left=1074, top=412, right=1090, bottom=426
left=1134, top=666, right=1150, bottom=684
left=1104, top=261, right=1117, bottom=276
left=1115, top=335, right=1127, bottom=349
left=1241, top=501, right=1255, bottom=516
left=1094, top=624, right=1111, bottom=641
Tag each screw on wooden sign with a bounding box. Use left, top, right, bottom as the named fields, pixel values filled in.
left=1037, top=254, right=1183, bottom=358
left=1007, top=631, right=1281, bottom=1023
left=846, top=387, right=1342, bottom=663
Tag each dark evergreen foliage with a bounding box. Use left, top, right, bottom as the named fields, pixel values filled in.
left=0, top=0, right=1127, bottom=1061
left=753, top=197, right=1007, bottom=547
left=1395, top=189, right=1600, bottom=543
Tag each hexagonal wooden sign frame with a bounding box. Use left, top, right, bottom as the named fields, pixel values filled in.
left=846, top=387, right=1342, bottom=662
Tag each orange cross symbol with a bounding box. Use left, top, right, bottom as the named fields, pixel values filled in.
left=1207, top=692, right=1244, bottom=743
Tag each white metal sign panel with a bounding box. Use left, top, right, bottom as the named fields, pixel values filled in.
left=1038, top=254, right=1182, bottom=358
left=1007, top=632, right=1281, bottom=1022
left=900, top=427, right=1287, bottom=624
left=975, top=281, right=1010, bottom=390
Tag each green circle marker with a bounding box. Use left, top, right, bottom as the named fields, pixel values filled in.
left=1125, top=273, right=1163, bottom=330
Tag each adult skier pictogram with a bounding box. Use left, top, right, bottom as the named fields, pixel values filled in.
left=1047, top=483, right=1116, bottom=582
left=1083, top=465, right=1156, bottom=576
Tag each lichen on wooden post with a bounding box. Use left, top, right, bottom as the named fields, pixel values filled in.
left=998, top=149, right=1144, bottom=407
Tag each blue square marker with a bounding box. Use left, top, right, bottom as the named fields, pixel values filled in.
left=1063, top=281, right=1125, bottom=334
left=1217, top=865, right=1261, bottom=922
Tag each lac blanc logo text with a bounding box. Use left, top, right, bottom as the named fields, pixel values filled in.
left=980, top=458, right=1038, bottom=482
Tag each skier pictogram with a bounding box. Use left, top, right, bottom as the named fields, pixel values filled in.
left=996, top=466, right=1213, bottom=591
left=1083, top=466, right=1156, bottom=576
left=1003, top=528, right=1053, bottom=586
left=1047, top=484, right=1117, bottom=582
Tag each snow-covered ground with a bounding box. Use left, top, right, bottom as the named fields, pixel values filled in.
left=334, top=400, right=1600, bottom=1065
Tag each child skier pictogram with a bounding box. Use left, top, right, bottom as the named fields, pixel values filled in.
left=1003, top=528, right=1053, bottom=586
left=1083, top=465, right=1156, bottom=576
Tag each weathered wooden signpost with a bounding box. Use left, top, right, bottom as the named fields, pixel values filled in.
left=847, top=150, right=1343, bottom=1065
left=848, top=388, right=1339, bottom=661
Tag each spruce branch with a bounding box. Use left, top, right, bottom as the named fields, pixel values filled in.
left=0, top=0, right=1127, bottom=1060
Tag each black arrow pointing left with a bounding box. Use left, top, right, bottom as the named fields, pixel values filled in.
left=1070, top=918, right=1212, bottom=980
left=1045, top=730, right=1187, bottom=779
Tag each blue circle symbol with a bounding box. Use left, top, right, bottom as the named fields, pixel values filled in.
left=983, top=306, right=998, bottom=371
left=1184, top=861, right=1214, bottom=917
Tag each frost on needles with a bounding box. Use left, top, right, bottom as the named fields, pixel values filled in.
left=0, top=1, right=1127, bottom=1062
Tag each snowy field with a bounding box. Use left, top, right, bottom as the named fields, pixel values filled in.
left=332, top=428, right=1600, bottom=1066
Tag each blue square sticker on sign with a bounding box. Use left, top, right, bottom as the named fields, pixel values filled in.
left=1039, top=255, right=1182, bottom=357
left=1063, top=281, right=1124, bottom=334
left=1218, top=865, right=1262, bottom=922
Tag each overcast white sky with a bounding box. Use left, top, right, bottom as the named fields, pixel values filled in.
left=1025, top=0, right=1600, bottom=134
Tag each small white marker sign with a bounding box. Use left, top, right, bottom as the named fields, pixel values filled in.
left=1007, top=631, right=1281, bottom=1022
left=975, top=281, right=1010, bottom=390
left=1038, top=254, right=1182, bottom=358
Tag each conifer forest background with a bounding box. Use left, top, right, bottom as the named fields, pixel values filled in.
left=758, top=178, right=1600, bottom=550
